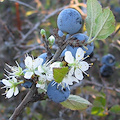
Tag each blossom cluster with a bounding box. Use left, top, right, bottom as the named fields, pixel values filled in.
left=1, top=47, right=90, bottom=98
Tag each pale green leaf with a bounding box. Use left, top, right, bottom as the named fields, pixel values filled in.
left=61, top=95, right=92, bottom=110
left=110, top=105, right=120, bottom=114
left=93, top=8, right=115, bottom=40
left=53, top=67, right=69, bottom=83
left=85, top=0, right=102, bottom=37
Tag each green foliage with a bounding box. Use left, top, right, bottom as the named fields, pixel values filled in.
left=91, top=96, right=108, bottom=116
left=86, top=0, right=102, bottom=38
left=53, top=67, right=69, bottom=83
left=86, top=0, right=115, bottom=43
left=109, top=105, right=120, bottom=114
left=61, top=95, right=92, bottom=110
left=93, top=8, right=115, bottom=40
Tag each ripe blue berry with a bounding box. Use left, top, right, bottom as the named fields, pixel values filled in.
left=100, top=65, right=113, bottom=77
left=66, top=33, right=94, bottom=57
left=57, top=8, right=82, bottom=35
left=38, top=53, right=47, bottom=65
left=58, top=30, right=64, bottom=37
left=47, top=81, right=70, bottom=103
left=60, top=49, right=67, bottom=57
left=21, top=81, right=33, bottom=88
left=101, top=54, right=115, bottom=66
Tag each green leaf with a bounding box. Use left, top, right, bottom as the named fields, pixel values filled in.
left=110, top=105, right=120, bottom=114
left=53, top=67, right=69, bottom=83
left=91, top=107, right=107, bottom=116
left=86, top=0, right=102, bottom=38
left=93, top=8, right=115, bottom=40
left=61, top=95, right=92, bottom=110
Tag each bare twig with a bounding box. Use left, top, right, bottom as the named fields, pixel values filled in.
left=10, top=0, right=36, bottom=10
left=17, top=6, right=68, bottom=45
left=9, top=83, right=37, bottom=120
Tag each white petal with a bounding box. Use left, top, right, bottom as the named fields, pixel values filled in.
left=2, top=79, right=12, bottom=87
left=68, top=67, right=74, bottom=76
left=6, top=88, right=14, bottom=98
left=76, top=47, right=84, bottom=61
left=75, top=68, right=83, bottom=80
left=63, top=75, right=79, bottom=85
left=34, top=70, right=41, bottom=76
left=25, top=56, right=32, bottom=68
left=65, top=51, right=74, bottom=64
left=14, top=87, right=19, bottom=96
left=38, top=65, right=44, bottom=73
left=12, top=77, right=17, bottom=83
left=33, top=58, right=43, bottom=69
left=79, top=61, right=89, bottom=71
left=46, top=74, right=53, bottom=81
left=50, top=62, right=61, bottom=68
left=24, top=72, right=33, bottom=79
left=36, top=83, right=45, bottom=89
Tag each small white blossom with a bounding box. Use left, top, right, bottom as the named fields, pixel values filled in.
left=24, top=55, right=43, bottom=79
left=5, top=61, right=22, bottom=77
left=35, top=64, right=53, bottom=81
left=36, top=75, right=46, bottom=90
left=1, top=77, right=19, bottom=98
left=50, top=62, right=78, bottom=86
left=65, top=47, right=90, bottom=81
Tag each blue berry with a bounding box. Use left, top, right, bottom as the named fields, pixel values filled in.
left=38, top=53, right=47, bottom=65
left=60, top=49, right=67, bottom=57
left=100, top=65, right=113, bottom=77
left=66, top=33, right=94, bottom=58
left=58, top=30, right=64, bottom=37
left=47, top=81, right=70, bottom=103
left=57, top=8, right=82, bottom=35
left=101, top=54, right=115, bottom=66
left=21, top=81, right=33, bottom=88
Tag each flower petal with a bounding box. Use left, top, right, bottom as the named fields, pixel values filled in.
left=79, top=61, right=89, bottom=71
left=24, top=72, right=33, bottom=79
left=76, top=47, right=84, bottom=61
left=38, top=65, right=44, bottom=73
left=6, top=88, right=14, bottom=98
left=2, top=79, right=12, bottom=87
left=75, top=68, right=83, bottom=80
left=36, top=83, right=45, bottom=89
left=25, top=56, right=32, bottom=68
left=62, top=75, right=79, bottom=85
left=50, top=62, right=61, bottom=68
left=65, top=51, right=74, bottom=64
left=33, top=58, right=43, bottom=69
left=14, top=87, right=19, bottom=96
left=68, top=67, right=74, bottom=76
left=12, top=77, right=17, bottom=83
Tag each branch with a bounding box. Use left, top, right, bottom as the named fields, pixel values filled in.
left=17, top=6, right=68, bottom=45
left=10, top=0, right=36, bottom=10
left=9, top=83, right=47, bottom=120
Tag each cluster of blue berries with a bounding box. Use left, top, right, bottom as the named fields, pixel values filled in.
left=57, top=8, right=94, bottom=58
left=100, top=54, right=116, bottom=77
left=47, top=8, right=94, bottom=103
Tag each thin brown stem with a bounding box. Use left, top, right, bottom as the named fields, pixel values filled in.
left=9, top=83, right=37, bottom=120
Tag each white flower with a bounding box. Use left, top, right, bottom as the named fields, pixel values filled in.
left=1, top=77, right=19, bottom=98
left=35, top=64, right=53, bottom=81
left=5, top=61, right=22, bottom=77
left=62, top=67, right=79, bottom=86
left=24, top=55, right=43, bottom=79
left=50, top=62, right=79, bottom=86
left=65, top=47, right=90, bottom=81
left=36, top=75, right=46, bottom=90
